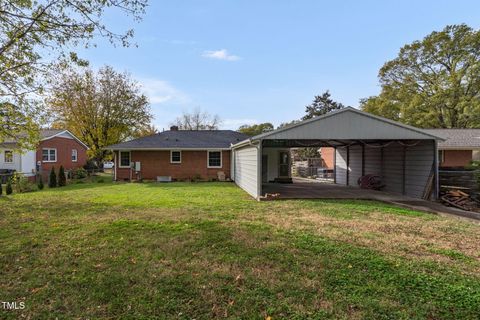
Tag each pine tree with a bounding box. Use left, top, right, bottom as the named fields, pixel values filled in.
left=37, top=175, right=44, bottom=190
left=6, top=180, right=13, bottom=195
left=49, top=167, right=57, bottom=188
left=58, top=166, right=66, bottom=187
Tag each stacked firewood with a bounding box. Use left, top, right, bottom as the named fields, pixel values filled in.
left=441, top=190, right=480, bottom=212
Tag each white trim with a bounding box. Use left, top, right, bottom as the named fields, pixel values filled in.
left=170, top=150, right=182, bottom=164
left=42, top=130, right=89, bottom=149
left=118, top=151, right=131, bottom=168
left=42, top=148, right=57, bottom=163
left=71, top=149, right=78, bottom=162
left=207, top=150, right=222, bottom=168
left=4, top=149, right=13, bottom=163
left=437, top=147, right=480, bottom=151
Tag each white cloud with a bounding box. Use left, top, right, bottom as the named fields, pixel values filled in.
left=222, top=118, right=258, bottom=130
left=202, top=49, right=241, bottom=61
left=137, top=78, right=189, bottom=104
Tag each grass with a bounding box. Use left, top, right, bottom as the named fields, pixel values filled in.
left=1, top=178, right=480, bottom=319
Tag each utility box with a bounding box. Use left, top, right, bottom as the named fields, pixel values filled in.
left=134, top=161, right=141, bottom=172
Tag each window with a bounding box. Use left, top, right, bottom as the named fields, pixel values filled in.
left=170, top=150, right=181, bottom=163
left=4, top=150, right=13, bottom=163
left=119, top=151, right=131, bottom=168
left=208, top=151, right=222, bottom=168
left=72, top=149, right=78, bottom=162
left=42, top=148, right=57, bottom=162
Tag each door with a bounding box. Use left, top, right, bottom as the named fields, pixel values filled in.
left=279, top=151, right=290, bottom=177
left=262, top=155, right=268, bottom=183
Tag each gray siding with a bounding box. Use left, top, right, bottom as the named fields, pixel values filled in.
left=404, top=141, right=434, bottom=198
left=349, top=145, right=363, bottom=186
left=261, top=109, right=440, bottom=141
left=233, top=145, right=259, bottom=198
left=334, top=141, right=434, bottom=198
left=335, top=148, right=347, bottom=185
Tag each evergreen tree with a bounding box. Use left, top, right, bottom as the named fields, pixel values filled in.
left=58, top=166, right=66, bottom=187
left=0, top=182, right=2, bottom=196
left=6, top=180, right=13, bottom=195
left=37, top=175, right=44, bottom=190
left=49, top=167, right=57, bottom=188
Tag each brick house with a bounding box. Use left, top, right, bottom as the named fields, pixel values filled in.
left=107, top=127, right=248, bottom=181
left=0, top=129, right=88, bottom=180
left=424, top=129, right=480, bottom=168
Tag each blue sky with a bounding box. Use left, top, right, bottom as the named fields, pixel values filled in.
left=80, top=0, right=480, bottom=130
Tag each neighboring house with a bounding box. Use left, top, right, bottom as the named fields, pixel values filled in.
left=424, top=129, right=480, bottom=168
left=0, top=129, right=88, bottom=180
left=106, top=127, right=248, bottom=181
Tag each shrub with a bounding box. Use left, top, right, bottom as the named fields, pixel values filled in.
left=72, top=168, right=88, bottom=179
left=0, top=183, right=2, bottom=196
left=6, top=180, right=13, bottom=195
left=58, top=166, right=66, bottom=187
left=192, top=173, right=202, bottom=182
left=49, top=167, right=57, bottom=188
left=37, top=175, right=44, bottom=190
left=13, top=174, right=36, bottom=193
left=97, top=178, right=105, bottom=183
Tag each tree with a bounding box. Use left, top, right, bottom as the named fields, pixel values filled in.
left=238, top=123, right=274, bottom=136
left=58, top=166, right=66, bottom=187
left=48, top=65, right=152, bottom=161
left=171, top=109, right=221, bottom=130
left=48, top=167, right=57, bottom=188
left=361, top=24, right=480, bottom=128
left=131, top=124, right=158, bottom=138
left=0, top=102, right=40, bottom=149
left=303, top=91, right=348, bottom=120
left=0, top=0, right=147, bottom=148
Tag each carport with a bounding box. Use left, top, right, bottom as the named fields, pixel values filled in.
left=231, top=108, right=443, bottom=200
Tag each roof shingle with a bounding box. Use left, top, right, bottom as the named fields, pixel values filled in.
left=106, top=130, right=249, bottom=150
left=424, top=129, right=480, bottom=148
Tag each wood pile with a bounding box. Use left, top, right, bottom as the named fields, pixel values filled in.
left=441, top=190, right=480, bottom=212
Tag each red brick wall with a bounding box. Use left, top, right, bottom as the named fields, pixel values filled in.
left=440, top=150, right=472, bottom=168
left=320, top=147, right=335, bottom=169
left=115, top=150, right=231, bottom=181
left=37, top=137, right=88, bottom=176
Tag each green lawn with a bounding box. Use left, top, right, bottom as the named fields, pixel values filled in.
left=1, top=179, right=480, bottom=319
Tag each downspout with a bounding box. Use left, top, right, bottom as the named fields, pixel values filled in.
left=113, top=150, right=117, bottom=181
left=433, top=140, right=439, bottom=200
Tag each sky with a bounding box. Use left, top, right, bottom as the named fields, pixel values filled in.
left=79, top=0, right=480, bottom=131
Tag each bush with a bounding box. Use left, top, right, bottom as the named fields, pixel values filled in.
left=37, top=175, right=44, bottom=190
left=72, top=168, right=88, bottom=179
left=6, top=180, right=12, bottom=195
left=0, top=183, right=2, bottom=196
left=191, top=173, right=202, bottom=182
left=49, top=167, right=57, bottom=188
left=58, top=166, right=66, bottom=187
left=13, top=174, right=36, bottom=193
left=97, top=178, right=105, bottom=183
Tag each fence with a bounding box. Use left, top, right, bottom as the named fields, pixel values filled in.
left=439, top=169, right=479, bottom=191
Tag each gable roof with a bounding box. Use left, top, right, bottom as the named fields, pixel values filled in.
left=1, top=129, right=88, bottom=149
left=106, top=130, right=249, bottom=150
left=424, top=129, right=480, bottom=149
left=233, top=107, right=443, bottom=148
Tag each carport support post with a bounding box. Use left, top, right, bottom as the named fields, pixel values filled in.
left=333, top=147, right=337, bottom=184
left=434, top=140, right=439, bottom=200
left=257, top=140, right=263, bottom=200
left=361, top=144, right=365, bottom=176
left=346, top=146, right=350, bottom=186
left=402, top=145, right=406, bottom=195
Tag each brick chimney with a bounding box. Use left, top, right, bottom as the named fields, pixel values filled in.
left=170, top=125, right=179, bottom=131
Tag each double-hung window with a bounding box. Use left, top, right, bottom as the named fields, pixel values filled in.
left=119, top=151, right=131, bottom=168
left=170, top=151, right=181, bottom=164
left=72, top=149, right=78, bottom=162
left=4, top=150, right=13, bottom=163
left=42, top=148, right=57, bottom=162
left=207, top=151, right=222, bottom=168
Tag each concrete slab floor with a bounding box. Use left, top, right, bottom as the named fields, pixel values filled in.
left=262, top=180, right=480, bottom=222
